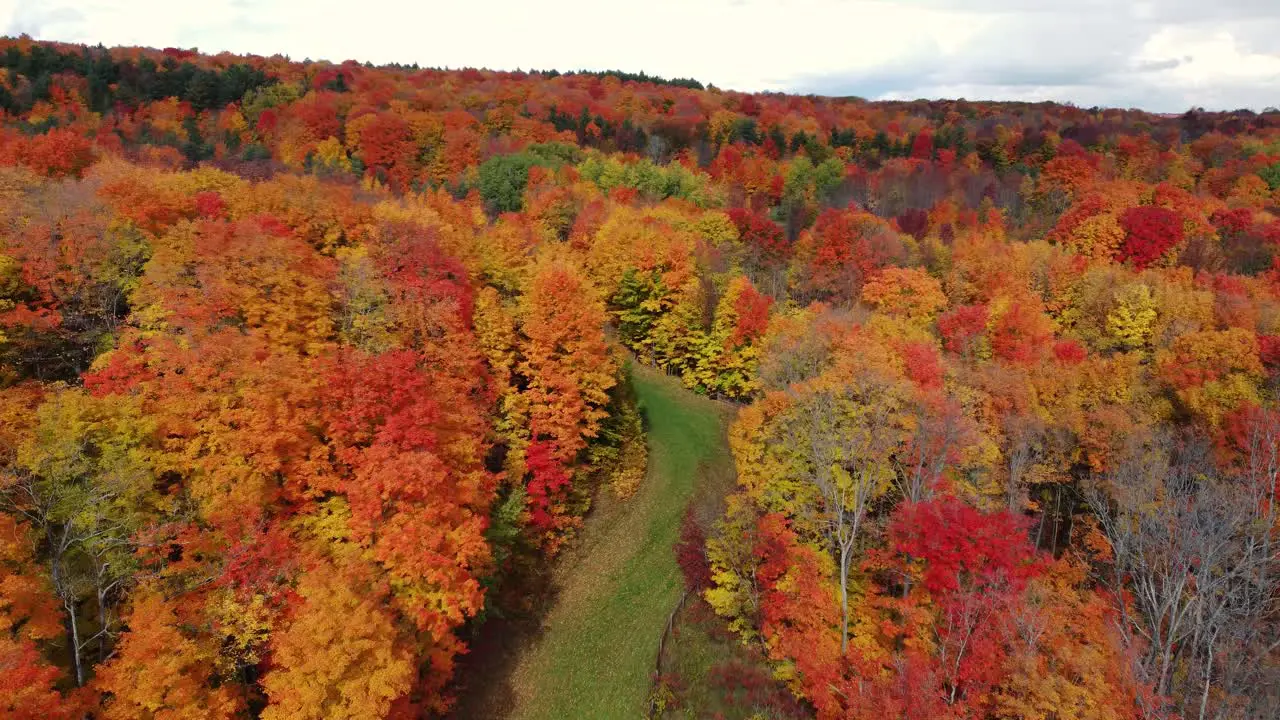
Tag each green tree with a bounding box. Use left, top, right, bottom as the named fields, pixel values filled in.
left=478, top=153, right=535, bottom=214
left=1259, top=161, right=1280, bottom=191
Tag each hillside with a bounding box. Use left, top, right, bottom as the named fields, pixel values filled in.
left=1, top=35, right=1279, bottom=720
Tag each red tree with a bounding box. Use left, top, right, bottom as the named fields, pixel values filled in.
left=910, top=130, right=934, bottom=161
left=989, top=301, right=1053, bottom=366
left=732, top=281, right=774, bottom=345
left=1117, top=205, right=1184, bottom=269
left=728, top=207, right=789, bottom=263
left=674, top=507, right=711, bottom=591
left=937, top=304, right=989, bottom=356
left=524, top=439, right=572, bottom=534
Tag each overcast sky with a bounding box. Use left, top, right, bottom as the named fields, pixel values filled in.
left=4, top=0, right=1278, bottom=112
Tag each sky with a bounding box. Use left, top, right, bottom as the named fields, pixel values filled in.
left=3, top=0, right=1279, bottom=113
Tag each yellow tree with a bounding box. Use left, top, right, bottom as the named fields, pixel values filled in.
left=261, top=558, right=415, bottom=720
left=1157, top=328, right=1263, bottom=426
left=730, top=328, right=913, bottom=654
left=6, top=388, right=159, bottom=686
left=474, top=286, right=527, bottom=474
left=1106, top=283, right=1158, bottom=351
left=860, top=266, right=947, bottom=326
left=688, top=275, right=772, bottom=399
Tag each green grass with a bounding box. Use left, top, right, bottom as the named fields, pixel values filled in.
left=506, top=361, right=732, bottom=720
left=662, top=603, right=747, bottom=718
left=661, top=602, right=740, bottom=716
left=658, top=600, right=810, bottom=719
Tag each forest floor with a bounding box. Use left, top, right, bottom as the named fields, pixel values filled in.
left=451, top=360, right=735, bottom=720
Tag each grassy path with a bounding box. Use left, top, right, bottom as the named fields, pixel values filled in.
left=498, top=361, right=733, bottom=720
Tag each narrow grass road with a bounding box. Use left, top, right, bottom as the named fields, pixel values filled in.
left=499, top=361, right=733, bottom=720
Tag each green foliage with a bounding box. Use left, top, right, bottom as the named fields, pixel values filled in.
left=0, top=45, right=274, bottom=113
left=587, top=372, right=649, bottom=499
left=814, top=157, right=847, bottom=203
left=784, top=156, right=846, bottom=206
left=782, top=156, right=814, bottom=203
left=611, top=268, right=668, bottom=352
left=477, top=144, right=580, bottom=215
left=478, top=154, right=535, bottom=214
left=524, top=141, right=583, bottom=167
left=241, top=142, right=273, bottom=161
left=730, top=116, right=760, bottom=145
left=1259, top=161, right=1280, bottom=191
left=242, top=82, right=304, bottom=121
left=647, top=279, right=711, bottom=383
left=3, top=389, right=160, bottom=671
left=24, top=391, right=153, bottom=515
left=484, top=484, right=527, bottom=579
left=577, top=155, right=715, bottom=206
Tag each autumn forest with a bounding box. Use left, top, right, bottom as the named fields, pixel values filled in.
left=1, top=35, right=1280, bottom=720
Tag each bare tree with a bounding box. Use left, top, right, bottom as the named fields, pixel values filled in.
left=756, top=307, right=867, bottom=392
left=1002, top=413, right=1044, bottom=512
left=1085, top=427, right=1280, bottom=719
left=894, top=398, right=967, bottom=505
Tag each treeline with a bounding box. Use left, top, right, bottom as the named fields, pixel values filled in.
left=0, top=42, right=274, bottom=116
left=529, top=67, right=705, bottom=90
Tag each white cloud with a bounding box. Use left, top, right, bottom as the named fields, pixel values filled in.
left=3, top=0, right=1278, bottom=111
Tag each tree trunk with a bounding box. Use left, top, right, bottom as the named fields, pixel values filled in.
left=97, top=580, right=109, bottom=663
left=1199, top=629, right=1217, bottom=720
left=1157, top=637, right=1175, bottom=699
left=839, top=543, right=850, bottom=654
left=66, top=597, right=84, bottom=687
